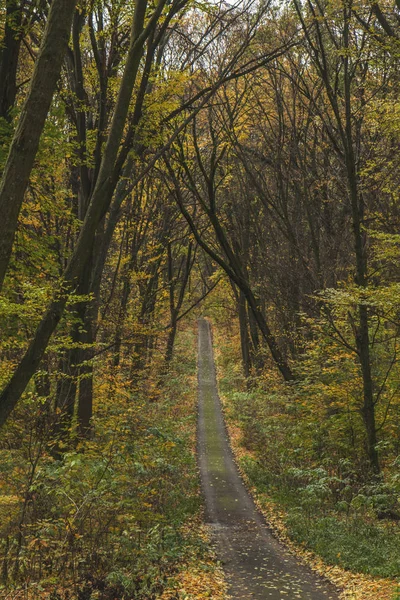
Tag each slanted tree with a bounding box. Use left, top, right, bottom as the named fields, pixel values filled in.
left=0, top=0, right=77, bottom=289
left=0, top=0, right=169, bottom=426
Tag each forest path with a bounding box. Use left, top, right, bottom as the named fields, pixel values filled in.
left=197, top=318, right=340, bottom=600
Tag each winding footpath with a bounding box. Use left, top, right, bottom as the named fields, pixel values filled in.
left=197, top=318, right=340, bottom=600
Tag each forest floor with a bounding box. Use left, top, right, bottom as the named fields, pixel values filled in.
left=0, top=325, right=228, bottom=600
left=210, top=323, right=400, bottom=600
left=197, top=318, right=339, bottom=600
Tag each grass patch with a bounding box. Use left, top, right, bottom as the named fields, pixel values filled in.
left=237, top=417, right=400, bottom=579
left=286, top=514, right=400, bottom=577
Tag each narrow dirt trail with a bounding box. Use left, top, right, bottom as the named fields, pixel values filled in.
left=197, top=318, right=340, bottom=600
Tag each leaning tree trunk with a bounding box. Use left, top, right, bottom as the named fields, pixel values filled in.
left=168, top=163, right=295, bottom=382
left=0, top=0, right=160, bottom=428
left=0, top=0, right=77, bottom=289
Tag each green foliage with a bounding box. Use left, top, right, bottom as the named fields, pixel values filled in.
left=287, top=515, right=400, bottom=578
left=217, top=324, right=400, bottom=579
left=0, top=329, right=210, bottom=598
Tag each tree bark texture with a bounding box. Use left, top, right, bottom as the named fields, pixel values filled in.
left=0, top=0, right=77, bottom=289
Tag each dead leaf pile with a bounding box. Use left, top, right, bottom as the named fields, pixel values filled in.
left=161, top=524, right=228, bottom=599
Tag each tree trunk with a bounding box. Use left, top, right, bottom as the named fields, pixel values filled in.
left=113, top=275, right=131, bottom=368
left=55, top=351, right=78, bottom=424
left=0, top=0, right=156, bottom=427
left=358, top=305, right=379, bottom=472
left=0, top=0, right=23, bottom=121
left=77, top=315, right=95, bottom=436
left=208, top=211, right=295, bottom=381
left=348, top=156, right=379, bottom=473
left=238, top=290, right=251, bottom=378
left=169, top=165, right=295, bottom=382
left=247, top=303, right=263, bottom=372
left=165, top=319, right=178, bottom=364
left=0, top=0, right=77, bottom=289
left=342, top=7, right=379, bottom=473
left=76, top=244, right=100, bottom=436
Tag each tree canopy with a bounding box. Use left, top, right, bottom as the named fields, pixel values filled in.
left=0, top=0, right=399, bottom=595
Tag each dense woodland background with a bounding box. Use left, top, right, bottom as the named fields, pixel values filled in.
left=0, top=0, right=400, bottom=596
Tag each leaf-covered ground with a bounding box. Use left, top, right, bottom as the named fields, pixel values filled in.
left=212, top=324, right=400, bottom=600
left=0, top=326, right=227, bottom=600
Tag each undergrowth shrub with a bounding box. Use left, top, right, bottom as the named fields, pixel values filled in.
left=216, top=325, right=400, bottom=578
left=0, top=328, right=206, bottom=599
